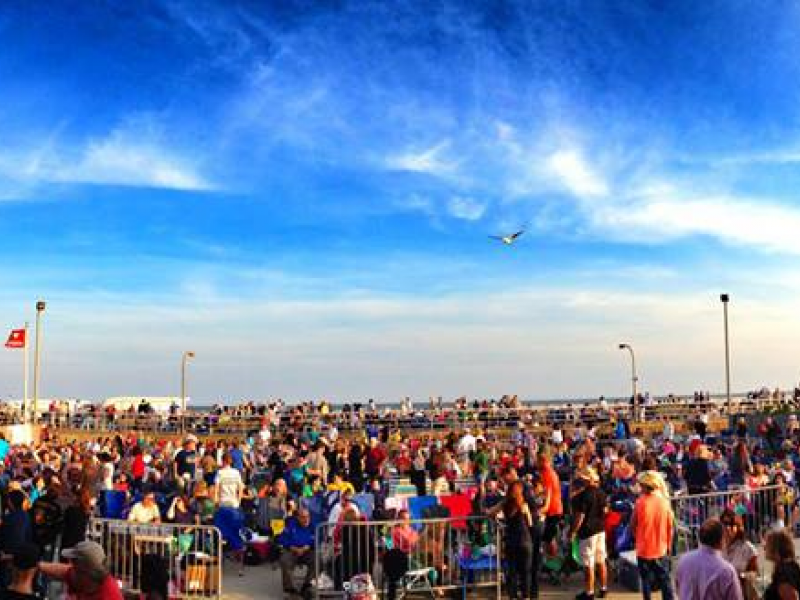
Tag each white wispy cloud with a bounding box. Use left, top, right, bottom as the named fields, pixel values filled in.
left=0, top=117, right=213, bottom=193
left=544, top=148, right=610, bottom=198
left=588, top=195, right=800, bottom=253
left=446, top=196, right=486, bottom=221
left=385, top=141, right=458, bottom=176
left=55, top=132, right=212, bottom=191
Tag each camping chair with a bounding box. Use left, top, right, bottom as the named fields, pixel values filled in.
left=383, top=548, right=436, bottom=600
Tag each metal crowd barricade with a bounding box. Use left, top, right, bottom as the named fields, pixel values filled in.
left=671, top=484, right=784, bottom=546
left=313, top=516, right=502, bottom=598
left=87, top=518, right=223, bottom=599
left=670, top=484, right=786, bottom=595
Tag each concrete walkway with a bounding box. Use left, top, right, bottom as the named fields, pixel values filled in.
left=220, top=560, right=653, bottom=599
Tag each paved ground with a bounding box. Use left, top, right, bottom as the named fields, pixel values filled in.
left=220, top=560, right=651, bottom=599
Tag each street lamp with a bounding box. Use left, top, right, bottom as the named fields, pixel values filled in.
left=618, top=343, right=638, bottom=419
left=32, top=300, right=46, bottom=424
left=181, top=351, right=195, bottom=430
left=721, top=294, right=731, bottom=414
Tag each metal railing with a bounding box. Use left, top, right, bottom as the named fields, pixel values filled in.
left=35, top=400, right=773, bottom=437
left=313, top=516, right=501, bottom=598
left=670, top=484, right=787, bottom=595
left=87, top=518, right=224, bottom=599
left=671, top=484, right=785, bottom=545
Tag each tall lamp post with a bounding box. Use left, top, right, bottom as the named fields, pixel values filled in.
left=32, top=300, right=46, bottom=424
left=618, top=343, right=638, bottom=419
left=721, top=294, right=732, bottom=414
left=181, top=351, right=195, bottom=432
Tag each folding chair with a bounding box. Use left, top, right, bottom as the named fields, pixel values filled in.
left=383, top=548, right=436, bottom=600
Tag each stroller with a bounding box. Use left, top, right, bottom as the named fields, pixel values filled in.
left=540, top=523, right=582, bottom=585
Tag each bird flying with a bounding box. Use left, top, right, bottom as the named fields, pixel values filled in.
left=489, top=230, right=525, bottom=245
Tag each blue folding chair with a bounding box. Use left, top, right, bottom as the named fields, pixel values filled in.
left=407, top=496, right=438, bottom=530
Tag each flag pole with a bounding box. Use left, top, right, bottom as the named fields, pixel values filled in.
left=23, top=322, right=29, bottom=423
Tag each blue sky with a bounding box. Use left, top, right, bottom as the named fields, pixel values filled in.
left=2, top=1, right=800, bottom=403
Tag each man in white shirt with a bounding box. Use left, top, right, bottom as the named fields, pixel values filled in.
left=127, top=491, right=161, bottom=524
left=456, top=431, right=477, bottom=461
left=215, top=453, right=244, bottom=509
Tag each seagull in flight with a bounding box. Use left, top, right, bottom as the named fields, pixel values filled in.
left=489, top=230, right=525, bottom=245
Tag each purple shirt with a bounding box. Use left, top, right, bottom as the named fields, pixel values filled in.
left=676, top=546, right=743, bottom=600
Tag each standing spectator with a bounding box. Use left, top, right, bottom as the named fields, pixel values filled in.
left=61, top=488, right=95, bottom=551
left=676, top=518, right=742, bottom=600
left=0, top=490, right=33, bottom=553
left=31, top=482, right=63, bottom=559
left=763, top=529, right=800, bottom=600
left=728, top=442, right=752, bottom=487
left=39, top=540, right=122, bottom=600
left=306, top=443, right=329, bottom=486
left=131, top=446, right=146, bottom=492
left=215, top=453, right=244, bottom=509
left=630, top=471, right=675, bottom=600
left=570, top=467, right=608, bottom=600
left=489, top=480, right=533, bottom=600
left=174, top=437, right=198, bottom=490
left=536, top=450, right=563, bottom=560
left=0, top=543, right=40, bottom=600
left=721, top=511, right=758, bottom=600
left=364, top=437, right=386, bottom=481
left=685, top=445, right=714, bottom=495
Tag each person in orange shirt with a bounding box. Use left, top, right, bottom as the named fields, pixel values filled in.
left=536, top=450, right=563, bottom=559
left=629, top=471, right=675, bottom=600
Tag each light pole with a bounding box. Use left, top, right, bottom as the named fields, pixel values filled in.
left=721, top=294, right=731, bottom=414
left=618, top=343, right=638, bottom=419
left=32, top=300, right=46, bottom=424
left=181, top=351, right=195, bottom=431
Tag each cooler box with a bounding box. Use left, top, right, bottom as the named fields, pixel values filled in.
left=181, top=554, right=221, bottom=595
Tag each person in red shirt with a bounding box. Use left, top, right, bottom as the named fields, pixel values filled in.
left=131, top=446, right=145, bottom=493
left=365, top=438, right=387, bottom=479
left=537, top=450, right=563, bottom=559
left=39, top=540, right=123, bottom=600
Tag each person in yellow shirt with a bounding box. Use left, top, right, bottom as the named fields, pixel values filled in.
left=327, top=473, right=355, bottom=496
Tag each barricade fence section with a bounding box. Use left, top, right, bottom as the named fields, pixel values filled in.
left=313, top=516, right=502, bottom=599
left=87, top=518, right=223, bottom=599
left=671, top=485, right=785, bottom=595
left=671, top=485, right=784, bottom=546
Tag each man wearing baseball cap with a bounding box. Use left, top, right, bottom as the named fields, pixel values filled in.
left=39, top=540, right=122, bottom=599
left=0, top=543, right=40, bottom=600
left=570, top=467, right=608, bottom=600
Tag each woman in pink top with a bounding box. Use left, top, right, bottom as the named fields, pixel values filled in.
left=391, top=509, right=419, bottom=553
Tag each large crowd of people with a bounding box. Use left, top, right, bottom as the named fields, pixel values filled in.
left=0, top=399, right=798, bottom=599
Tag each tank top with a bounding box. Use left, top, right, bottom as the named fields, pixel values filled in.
left=504, top=509, right=532, bottom=548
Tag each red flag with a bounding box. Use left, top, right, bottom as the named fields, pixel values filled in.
left=5, top=329, right=25, bottom=349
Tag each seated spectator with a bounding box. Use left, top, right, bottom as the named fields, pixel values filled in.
left=191, top=482, right=216, bottom=525
left=127, top=491, right=161, bottom=524
left=277, top=508, right=315, bottom=596
left=166, top=493, right=195, bottom=525
left=391, top=509, right=419, bottom=553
